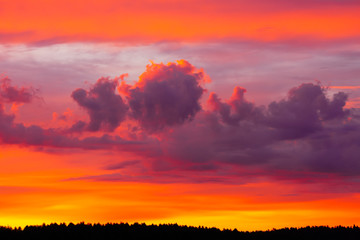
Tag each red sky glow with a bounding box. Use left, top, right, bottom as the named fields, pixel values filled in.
left=1, top=0, right=360, bottom=231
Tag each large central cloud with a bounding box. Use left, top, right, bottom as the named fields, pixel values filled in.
left=119, top=60, right=207, bottom=131
left=70, top=60, right=207, bottom=133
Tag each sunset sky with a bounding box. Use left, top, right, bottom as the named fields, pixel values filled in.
left=1, top=0, right=360, bottom=231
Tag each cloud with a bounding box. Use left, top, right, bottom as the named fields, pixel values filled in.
left=1, top=61, right=360, bottom=186
left=267, top=83, right=349, bottom=139
left=119, top=60, right=207, bottom=132
left=207, top=86, right=261, bottom=125
left=266, top=83, right=349, bottom=139
left=0, top=101, right=150, bottom=153
left=154, top=82, right=358, bottom=180
left=104, top=160, right=140, bottom=170
left=0, top=77, right=36, bottom=103
left=71, top=77, right=128, bottom=132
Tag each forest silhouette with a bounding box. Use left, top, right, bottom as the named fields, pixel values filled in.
left=0, top=223, right=359, bottom=240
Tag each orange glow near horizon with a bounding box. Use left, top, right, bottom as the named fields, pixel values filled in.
left=0, top=146, right=359, bottom=230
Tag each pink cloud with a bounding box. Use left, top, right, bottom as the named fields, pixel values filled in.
left=207, top=86, right=260, bottom=125
left=0, top=77, right=36, bottom=103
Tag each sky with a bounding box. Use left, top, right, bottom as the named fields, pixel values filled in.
left=1, top=0, right=360, bottom=231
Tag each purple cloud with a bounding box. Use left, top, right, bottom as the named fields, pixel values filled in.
left=71, top=77, right=128, bottom=132
left=207, top=86, right=261, bottom=125
left=152, top=82, right=358, bottom=181
left=119, top=60, right=206, bottom=132
left=1, top=63, right=359, bottom=186
left=266, top=83, right=349, bottom=139
left=104, top=160, right=140, bottom=170
left=0, top=77, right=35, bottom=103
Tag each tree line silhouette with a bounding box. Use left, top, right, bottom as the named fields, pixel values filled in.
left=0, top=222, right=359, bottom=240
